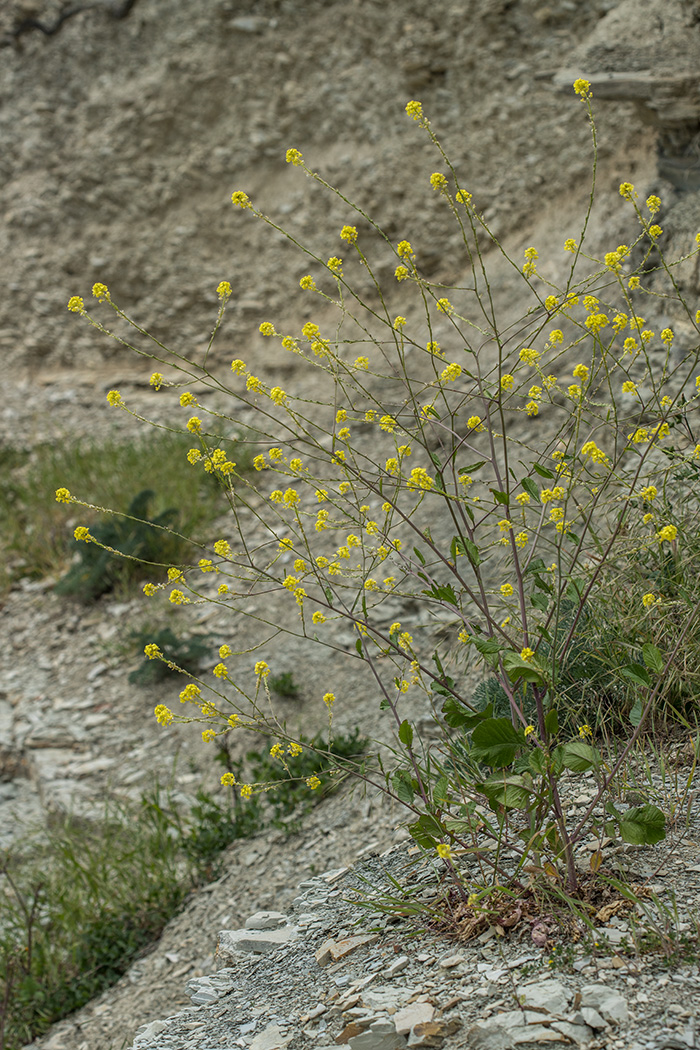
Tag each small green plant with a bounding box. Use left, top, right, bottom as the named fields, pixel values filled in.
left=268, top=670, right=301, bottom=700
left=54, top=488, right=180, bottom=601
left=58, top=82, right=700, bottom=926
left=0, top=430, right=231, bottom=593
left=128, top=626, right=212, bottom=684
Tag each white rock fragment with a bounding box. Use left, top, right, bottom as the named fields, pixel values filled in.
left=580, top=984, right=629, bottom=1024
left=245, top=910, right=288, bottom=930
left=516, top=979, right=572, bottom=1015
left=216, top=924, right=298, bottom=962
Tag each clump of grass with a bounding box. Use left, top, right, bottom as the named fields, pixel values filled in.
left=0, top=726, right=368, bottom=1050
left=0, top=429, right=246, bottom=593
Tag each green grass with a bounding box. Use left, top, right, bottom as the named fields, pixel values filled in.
left=0, top=429, right=251, bottom=595
left=0, top=727, right=368, bottom=1050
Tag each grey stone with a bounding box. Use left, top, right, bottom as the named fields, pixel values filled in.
left=132, top=1018, right=170, bottom=1046
left=550, top=1020, right=595, bottom=1044
left=216, top=925, right=299, bottom=962
left=245, top=910, right=288, bottom=930
left=580, top=984, right=628, bottom=1025
left=349, top=1018, right=407, bottom=1049
left=516, top=979, right=571, bottom=1015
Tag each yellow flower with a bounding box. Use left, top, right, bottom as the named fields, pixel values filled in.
left=340, top=225, right=358, bottom=243
left=521, top=647, right=535, bottom=662
left=186, top=416, right=202, bottom=434
left=213, top=663, right=228, bottom=678
left=354, top=356, right=369, bottom=369
left=572, top=364, right=589, bottom=381
left=231, top=191, right=251, bottom=208
left=642, top=593, right=657, bottom=608
left=67, top=295, right=85, bottom=313
left=259, top=321, right=275, bottom=336
left=231, top=358, right=246, bottom=374
left=154, top=705, right=174, bottom=727
left=143, top=583, right=157, bottom=596
left=395, top=265, right=410, bottom=281
left=628, top=276, right=641, bottom=290
left=285, top=147, right=303, bottom=166
left=322, top=692, right=335, bottom=708
left=436, top=298, right=453, bottom=314
left=622, top=381, right=638, bottom=395
left=214, top=539, right=231, bottom=557
left=254, top=661, right=270, bottom=678
left=169, top=589, right=188, bottom=605
left=397, top=240, right=414, bottom=258
left=467, top=415, right=485, bottom=431
left=436, top=843, right=453, bottom=860
left=573, top=78, right=591, bottom=98
left=106, top=389, right=123, bottom=407
left=501, top=374, right=514, bottom=390
left=516, top=492, right=530, bottom=505
left=525, top=401, right=539, bottom=417
left=455, top=189, right=472, bottom=205
left=646, top=195, right=661, bottom=215
left=640, top=485, right=657, bottom=501
left=92, top=282, right=110, bottom=301
left=426, top=341, right=441, bottom=355
left=515, top=532, right=528, bottom=548
left=441, top=363, right=462, bottom=382
left=55, top=487, right=72, bottom=503
left=500, top=583, right=514, bottom=596
left=405, top=100, right=423, bottom=120
left=312, top=611, right=326, bottom=625
left=619, top=182, right=636, bottom=200
left=380, top=415, right=397, bottom=432
left=519, top=347, right=540, bottom=365
left=578, top=724, right=593, bottom=738
left=657, top=525, right=677, bottom=543
left=430, top=172, right=447, bottom=190
left=288, top=742, right=303, bottom=756
left=648, top=224, right=662, bottom=239
left=327, top=256, right=343, bottom=274
left=306, top=776, right=321, bottom=790
left=563, top=238, right=577, bottom=253
left=217, top=280, right=232, bottom=300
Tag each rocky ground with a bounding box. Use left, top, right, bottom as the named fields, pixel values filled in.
left=3, top=0, right=700, bottom=1048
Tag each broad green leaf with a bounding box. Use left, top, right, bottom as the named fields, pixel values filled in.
left=413, top=546, right=426, bottom=565
left=471, top=717, right=521, bottom=768
left=473, top=636, right=504, bottom=658
left=529, top=748, right=547, bottom=776
left=491, top=489, right=510, bottom=505
left=558, top=740, right=600, bottom=772
left=481, top=774, right=532, bottom=810
left=565, top=578, right=585, bottom=601
left=451, top=535, right=467, bottom=560
left=619, top=663, right=651, bottom=688
left=544, top=709, right=559, bottom=735
left=417, top=812, right=445, bottom=838
left=521, top=477, right=541, bottom=502
left=392, top=768, right=415, bottom=804
left=398, top=719, right=414, bottom=748
left=442, top=697, right=492, bottom=728
left=531, top=593, right=549, bottom=613
left=461, top=460, right=486, bottom=472
left=433, top=775, right=449, bottom=805
left=642, top=643, right=664, bottom=675
left=628, top=697, right=644, bottom=727
left=407, top=819, right=437, bottom=849
left=532, top=463, right=555, bottom=479
left=618, top=804, right=666, bottom=845
left=502, top=652, right=546, bottom=685
left=463, top=538, right=481, bottom=567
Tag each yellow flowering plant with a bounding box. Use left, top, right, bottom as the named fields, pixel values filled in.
left=59, top=84, right=700, bottom=905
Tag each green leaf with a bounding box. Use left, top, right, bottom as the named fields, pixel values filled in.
left=442, top=697, right=492, bottom=728
left=392, top=768, right=415, bottom=804
left=529, top=749, right=547, bottom=776
left=461, top=460, right=486, bottom=472
left=618, top=804, right=666, bottom=845
left=463, top=539, right=481, bottom=567
left=451, top=535, right=467, bottom=560
left=491, top=489, right=510, bottom=505
left=531, top=592, right=549, bottom=613
left=379, top=697, right=390, bottom=710
left=473, top=636, right=503, bottom=658
left=398, top=720, right=414, bottom=748
left=417, top=812, right=445, bottom=838
left=407, top=819, right=437, bottom=850
left=324, top=585, right=333, bottom=604
left=422, top=583, right=458, bottom=606
left=532, top=463, right=555, bottom=479
left=413, top=546, right=426, bottom=565
left=521, top=477, right=541, bottom=502
left=544, top=709, right=559, bottom=735
left=471, top=717, right=522, bottom=768
left=619, top=663, right=651, bottom=688
left=355, top=638, right=364, bottom=658
left=481, top=774, right=532, bottom=810
left=433, top=775, right=449, bottom=805
left=558, top=740, right=600, bottom=772
left=502, top=652, right=546, bottom=685
left=565, top=578, right=585, bottom=601
left=642, top=643, right=664, bottom=675
left=628, top=697, right=644, bottom=727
